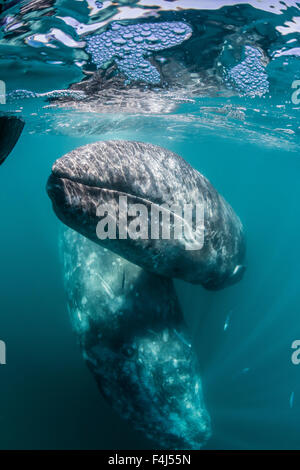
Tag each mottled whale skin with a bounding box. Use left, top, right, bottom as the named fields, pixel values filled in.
left=48, top=140, right=245, bottom=290
left=61, top=228, right=211, bottom=449
left=0, top=116, right=24, bottom=165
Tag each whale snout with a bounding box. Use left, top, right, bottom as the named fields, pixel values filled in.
left=47, top=173, right=66, bottom=207
left=51, top=152, right=93, bottom=187
left=50, top=141, right=137, bottom=193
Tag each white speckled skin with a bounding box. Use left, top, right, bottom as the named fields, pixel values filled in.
left=62, top=228, right=211, bottom=449
left=47, top=140, right=245, bottom=289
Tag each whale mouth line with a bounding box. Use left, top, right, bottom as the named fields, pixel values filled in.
left=49, top=168, right=171, bottom=208
left=48, top=172, right=165, bottom=210
left=51, top=165, right=149, bottom=197
left=47, top=173, right=193, bottom=237
left=51, top=167, right=116, bottom=191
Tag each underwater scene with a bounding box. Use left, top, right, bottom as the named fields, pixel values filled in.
left=0, top=0, right=300, bottom=451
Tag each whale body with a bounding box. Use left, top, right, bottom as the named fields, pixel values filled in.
left=61, top=228, right=211, bottom=449
left=47, top=140, right=245, bottom=290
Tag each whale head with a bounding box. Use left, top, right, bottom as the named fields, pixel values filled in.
left=47, top=140, right=245, bottom=289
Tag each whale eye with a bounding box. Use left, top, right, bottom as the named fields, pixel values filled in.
left=230, top=265, right=246, bottom=283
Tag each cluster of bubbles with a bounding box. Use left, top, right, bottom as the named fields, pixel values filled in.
left=224, top=45, right=269, bottom=97
left=6, top=89, right=86, bottom=101
left=86, top=21, right=192, bottom=84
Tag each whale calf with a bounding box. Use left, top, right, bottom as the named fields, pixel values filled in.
left=61, top=228, right=211, bottom=449
left=0, top=116, right=24, bottom=166
left=47, top=140, right=245, bottom=290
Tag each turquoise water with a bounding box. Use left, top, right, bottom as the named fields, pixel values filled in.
left=1, top=0, right=300, bottom=450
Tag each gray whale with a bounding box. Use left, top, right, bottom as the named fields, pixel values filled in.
left=47, top=141, right=246, bottom=448
left=47, top=140, right=245, bottom=290
left=61, top=228, right=211, bottom=449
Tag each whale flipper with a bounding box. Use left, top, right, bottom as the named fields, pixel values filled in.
left=61, top=228, right=211, bottom=449
left=0, top=116, right=24, bottom=166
